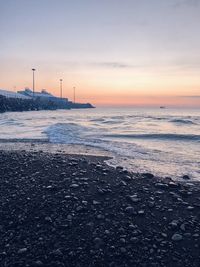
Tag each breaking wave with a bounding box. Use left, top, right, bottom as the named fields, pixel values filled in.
left=170, top=118, right=197, bottom=125
left=105, top=133, right=200, bottom=141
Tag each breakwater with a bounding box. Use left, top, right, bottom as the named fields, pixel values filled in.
left=0, top=95, right=94, bottom=113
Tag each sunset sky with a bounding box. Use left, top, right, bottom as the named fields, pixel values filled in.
left=0, top=0, right=200, bottom=107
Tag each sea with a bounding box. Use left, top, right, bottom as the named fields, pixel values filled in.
left=0, top=107, right=200, bottom=180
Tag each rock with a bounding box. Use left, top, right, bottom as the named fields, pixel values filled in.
left=120, top=247, right=126, bottom=253
left=130, top=237, right=138, bottom=243
left=93, top=237, right=103, bottom=248
left=120, top=238, right=126, bottom=244
left=67, top=215, right=72, bottom=221
left=148, top=201, right=155, bottom=208
left=161, top=233, right=167, bottom=238
left=142, top=173, right=154, bottom=179
left=17, top=248, right=28, bottom=254
left=180, top=223, right=186, bottom=231
left=93, top=200, right=100, bottom=205
left=116, top=166, right=123, bottom=171
left=33, top=260, right=44, bottom=266
left=155, top=183, right=168, bottom=189
left=182, top=175, right=190, bottom=180
left=52, top=249, right=63, bottom=257
left=45, top=216, right=52, bottom=223
left=97, top=214, right=105, bottom=219
left=123, top=175, right=132, bottom=181
left=125, top=206, right=135, bottom=214
left=168, top=181, right=179, bottom=188
left=169, top=220, right=179, bottom=228
left=193, top=233, right=199, bottom=238
left=187, top=206, right=194, bottom=210
left=120, top=181, right=127, bottom=186
left=128, top=195, right=141, bottom=203
left=70, top=184, right=79, bottom=188
left=105, top=230, right=110, bottom=235
left=172, top=234, right=183, bottom=241
left=76, top=205, right=85, bottom=212
left=138, top=210, right=145, bottom=215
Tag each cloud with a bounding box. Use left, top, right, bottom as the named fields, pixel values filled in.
left=91, top=61, right=150, bottom=70
left=180, top=95, right=200, bottom=98
left=168, top=58, right=200, bottom=72
left=93, top=62, right=133, bottom=69
left=92, top=58, right=200, bottom=72
left=172, top=0, right=200, bottom=8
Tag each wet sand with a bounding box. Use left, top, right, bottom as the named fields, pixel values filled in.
left=0, top=149, right=200, bottom=267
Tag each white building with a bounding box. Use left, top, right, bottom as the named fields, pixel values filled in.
left=18, top=88, right=68, bottom=102
left=0, top=89, right=31, bottom=99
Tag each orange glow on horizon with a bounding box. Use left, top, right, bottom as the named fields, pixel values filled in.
left=1, top=67, right=200, bottom=108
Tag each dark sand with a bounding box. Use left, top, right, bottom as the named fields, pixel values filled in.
left=0, top=150, right=199, bottom=267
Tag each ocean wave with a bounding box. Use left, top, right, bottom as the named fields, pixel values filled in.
left=102, top=120, right=123, bottom=124
left=0, top=138, right=48, bottom=143
left=45, top=122, right=200, bottom=145
left=44, top=122, right=98, bottom=144
left=170, top=118, right=196, bottom=125
left=104, top=133, right=200, bottom=141
left=0, top=119, right=24, bottom=126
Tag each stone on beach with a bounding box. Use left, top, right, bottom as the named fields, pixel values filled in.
left=0, top=150, right=199, bottom=267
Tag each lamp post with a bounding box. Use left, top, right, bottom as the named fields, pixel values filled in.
left=73, top=86, right=76, bottom=104
left=60, top=79, right=63, bottom=99
left=32, top=68, right=36, bottom=97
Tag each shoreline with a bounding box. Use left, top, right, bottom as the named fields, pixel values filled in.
left=0, top=140, right=198, bottom=181
left=0, top=148, right=199, bottom=266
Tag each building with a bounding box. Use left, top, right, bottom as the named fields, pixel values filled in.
left=0, top=89, right=31, bottom=100
left=17, top=88, right=68, bottom=102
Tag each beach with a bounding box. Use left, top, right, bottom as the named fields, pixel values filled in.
left=0, top=145, right=200, bottom=267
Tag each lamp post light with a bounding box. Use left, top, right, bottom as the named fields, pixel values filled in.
left=60, top=79, right=63, bottom=99
left=32, top=68, right=36, bottom=97
left=73, top=86, right=76, bottom=104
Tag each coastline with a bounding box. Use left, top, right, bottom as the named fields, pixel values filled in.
left=0, top=145, right=199, bottom=266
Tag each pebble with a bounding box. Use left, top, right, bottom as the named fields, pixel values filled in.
left=172, top=234, right=183, bottom=241
left=138, top=210, right=145, bottom=215
left=67, top=215, right=72, bottom=220
left=76, top=206, right=84, bottom=212
left=125, top=206, right=135, bottom=214
left=45, top=216, right=52, bottom=223
left=128, top=195, right=141, bottom=203
left=182, top=175, right=190, bottom=180
left=94, top=237, right=103, bottom=248
left=187, top=206, right=194, bottom=210
left=33, top=260, right=44, bottom=266
left=142, top=173, right=154, bottom=179
left=93, top=200, right=100, bottom=205
left=120, top=247, right=126, bottom=253
left=70, top=184, right=79, bottom=188
left=17, top=248, right=28, bottom=254
left=0, top=151, right=199, bottom=267
left=155, top=183, right=168, bottom=189
left=170, top=220, right=179, bottom=228
left=180, top=223, right=186, bottom=231
left=52, top=249, right=63, bottom=257
left=148, top=201, right=155, bottom=208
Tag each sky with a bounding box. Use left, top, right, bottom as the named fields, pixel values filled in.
left=0, top=0, right=200, bottom=107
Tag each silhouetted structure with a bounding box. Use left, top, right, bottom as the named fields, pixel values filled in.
left=0, top=88, right=94, bottom=113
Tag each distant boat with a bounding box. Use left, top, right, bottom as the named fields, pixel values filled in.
left=160, top=106, right=166, bottom=109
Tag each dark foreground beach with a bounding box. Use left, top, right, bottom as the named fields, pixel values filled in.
left=0, top=150, right=199, bottom=267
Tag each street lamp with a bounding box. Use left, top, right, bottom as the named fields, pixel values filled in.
left=60, top=79, right=63, bottom=99
left=32, top=68, right=36, bottom=97
left=73, top=86, right=76, bottom=104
